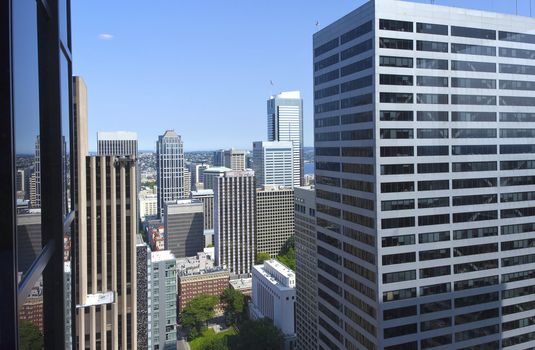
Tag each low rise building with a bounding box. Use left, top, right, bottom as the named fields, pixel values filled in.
left=229, top=277, right=252, bottom=298
left=177, top=268, right=229, bottom=314
left=250, top=260, right=296, bottom=350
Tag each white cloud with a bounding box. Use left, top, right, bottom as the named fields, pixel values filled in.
left=98, top=33, right=114, bottom=40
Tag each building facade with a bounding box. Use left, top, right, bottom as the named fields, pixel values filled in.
left=139, top=188, right=158, bottom=221
left=267, top=91, right=304, bottom=186
left=214, top=170, right=256, bottom=275
left=164, top=199, right=205, bottom=258
left=294, top=186, right=317, bottom=350
left=224, top=149, right=247, bottom=171
left=256, top=186, right=295, bottom=257
left=76, top=156, right=138, bottom=349
left=97, top=131, right=138, bottom=157
left=150, top=250, right=177, bottom=350
left=314, top=1, right=535, bottom=349
left=250, top=260, right=296, bottom=349
left=203, top=166, right=231, bottom=190
left=157, top=130, right=185, bottom=218
left=191, top=189, right=215, bottom=231
left=177, top=269, right=229, bottom=313
left=252, top=141, right=294, bottom=188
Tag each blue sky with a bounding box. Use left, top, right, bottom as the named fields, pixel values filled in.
left=72, top=0, right=526, bottom=151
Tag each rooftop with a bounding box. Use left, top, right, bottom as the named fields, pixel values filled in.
left=151, top=250, right=176, bottom=262
left=97, top=131, right=137, bottom=140
left=191, top=189, right=214, bottom=196
left=270, top=90, right=301, bottom=100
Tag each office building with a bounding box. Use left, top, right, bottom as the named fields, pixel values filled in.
left=253, top=141, right=294, bottom=188
left=313, top=1, right=535, bottom=349
left=139, top=188, right=158, bottom=221
left=250, top=260, right=296, bottom=350
left=191, top=189, right=215, bottom=230
left=189, top=163, right=210, bottom=190
left=31, top=136, right=41, bottom=208
left=213, top=149, right=226, bottom=167
left=224, top=149, right=247, bottom=171
left=177, top=267, right=229, bottom=313
left=76, top=155, right=138, bottom=349
left=214, top=170, right=256, bottom=275
left=97, top=131, right=138, bottom=157
left=267, top=91, right=303, bottom=186
left=150, top=250, right=177, bottom=349
left=157, top=130, right=185, bottom=218
left=229, top=277, right=253, bottom=298
left=137, top=236, right=150, bottom=350
left=64, top=262, right=73, bottom=348
left=184, top=167, right=191, bottom=198
left=256, top=186, right=294, bottom=257
left=164, top=199, right=204, bottom=258
left=202, top=166, right=231, bottom=190
left=294, top=186, right=317, bottom=350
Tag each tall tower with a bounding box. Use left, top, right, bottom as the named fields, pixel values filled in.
left=314, top=1, right=535, bottom=349
left=214, top=170, right=256, bottom=275
left=223, top=149, right=247, bottom=171
left=252, top=141, right=294, bottom=188
left=156, top=130, right=184, bottom=218
left=267, top=91, right=303, bottom=186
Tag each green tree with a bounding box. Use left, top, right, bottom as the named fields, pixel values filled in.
left=201, top=337, right=229, bottom=350
left=221, top=288, right=245, bottom=326
left=255, top=251, right=270, bottom=264
left=231, top=318, right=284, bottom=350
left=181, top=294, right=219, bottom=339
left=19, top=320, right=43, bottom=350
left=275, top=236, right=296, bottom=270
left=278, top=236, right=294, bottom=256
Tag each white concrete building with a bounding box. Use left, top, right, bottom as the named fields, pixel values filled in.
left=156, top=130, right=185, bottom=218
left=97, top=131, right=138, bottom=157
left=267, top=91, right=303, bottom=186
left=250, top=260, right=296, bottom=349
left=314, top=1, right=535, bottom=349
left=139, top=189, right=158, bottom=221
left=252, top=141, right=294, bottom=188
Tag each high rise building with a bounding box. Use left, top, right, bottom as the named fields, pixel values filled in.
left=191, top=189, right=215, bottom=230
left=184, top=167, right=191, bottom=198
left=76, top=155, right=138, bottom=349
left=250, top=260, right=296, bottom=349
left=164, top=199, right=204, bottom=258
left=224, top=149, right=247, bottom=171
left=294, top=186, right=317, bottom=350
left=189, top=163, right=210, bottom=190
left=267, top=91, right=303, bottom=186
left=213, top=149, right=225, bottom=167
left=139, top=188, right=158, bottom=221
left=149, top=250, right=177, bottom=349
left=156, top=130, right=185, bottom=218
left=252, top=141, right=294, bottom=188
left=255, top=186, right=294, bottom=257
left=214, top=170, right=256, bottom=275
left=136, top=235, right=150, bottom=350
left=202, top=166, right=231, bottom=190
left=313, top=1, right=535, bottom=349
left=32, top=136, right=41, bottom=208
left=97, top=131, right=138, bottom=157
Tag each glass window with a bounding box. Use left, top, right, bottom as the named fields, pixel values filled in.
left=451, top=43, right=496, bottom=56
left=451, top=26, right=496, bottom=40
left=382, top=217, right=415, bottom=229
left=452, top=177, right=497, bottom=189
left=417, top=94, right=448, bottom=104
left=382, top=252, right=416, bottom=265
left=499, top=46, right=535, bottom=60
left=451, top=111, right=496, bottom=122
left=340, top=20, right=373, bottom=45
left=381, top=199, right=415, bottom=211
left=341, top=111, right=373, bottom=124
left=418, top=197, right=449, bottom=208
left=380, top=92, right=413, bottom=103
left=453, top=210, right=498, bottom=223
left=417, top=163, right=449, bottom=173
left=340, top=39, right=373, bottom=61
left=418, top=214, right=450, bottom=226
left=380, top=56, right=413, bottom=68
left=419, top=249, right=450, bottom=262
left=380, top=74, right=413, bottom=85
left=380, top=129, right=413, bottom=139
left=451, top=77, right=496, bottom=89
left=381, top=181, right=414, bottom=193
left=416, top=22, right=448, bottom=35
left=451, top=94, right=496, bottom=105
left=315, top=69, right=339, bottom=86
left=380, top=146, right=413, bottom=157
left=500, top=63, right=535, bottom=75
left=452, top=145, right=496, bottom=155
left=417, top=40, right=448, bottom=53
left=341, top=75, right=373, bottom=93
left=314, top=53, right=339, bottom=72
left=452, top=161, right=496, bottom=172
left=315, top=116, right=339, bottom=128
left=417, top=111, right=448, bottom=121
left=340, top=56, right=372, bottom=77
left=419, top=231, right=450, bottom=244
left=418, top=180, right=449, bottom=191
left=379, top=37, right=413, bottom=50
left=417, top=128, right=448, bottom=139
left=454, top=243, right=498, bottom=257
left=380, top=110, right=413, bottom=121
left=382, top=234, right=415, bottom=247
left=417, top=76, right=448, bottom=87
left=500, top=80, right=535, bottom=91
left=499, top=30, right=535, bottom=44
left=340, top=93, right=373, bottom=109
left=452, top=128, right=496, bottom=138
left=454, top=226, right=498, bottom=240
left=417, top=146, right=448, bottom=156
left=315, top=85, right=339, bottom=100
left=501, top=129, right=535, bottom=138
left=500, top=144, right=535, bottom=154
left=383, top=288, right=416, bottom=302
left=451, top=60, right=495, bottom=72
left=315, top=38, right=339, bottom=57
left=417, top=58, right=448, bottom=70
left=420, top=265, right=450, bottom=278
left=381, top=164, right=414, bottom=175
left=380, top=19, right=413, bottom=32
left=500, top=96, right=535, bottom=106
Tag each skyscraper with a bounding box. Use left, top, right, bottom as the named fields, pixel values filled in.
left=224, top=149, right=247, bottom=171
left=202, top=166, right=231, bottom=190
left=32, top=136, right=41, bottom=208
left=76, top=156, right=138, bottom=349
left=313, top=1, right=535, bottom=349
left=97, top=131, right=138, bottom=157
left=191, top=189, right=215, bottom=231
left=252, top=141, right=294, bottom=188
left=213, top=149, right=225, bottom=167
left=214, top=170, right=256, bottom=275
left=184, top=167, right=191, bottom=198
left=156, top=130, right=185, bottom=218
left=294, top=186, right=317, bottom=350
left=255, top=186, right=294, bottom=257
left=267, top=91, right=303, bottom=186
left=164, top=199, right=205, bottom=258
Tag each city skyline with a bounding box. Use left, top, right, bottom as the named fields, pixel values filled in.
left=72, top=0, right=529, bottom=152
